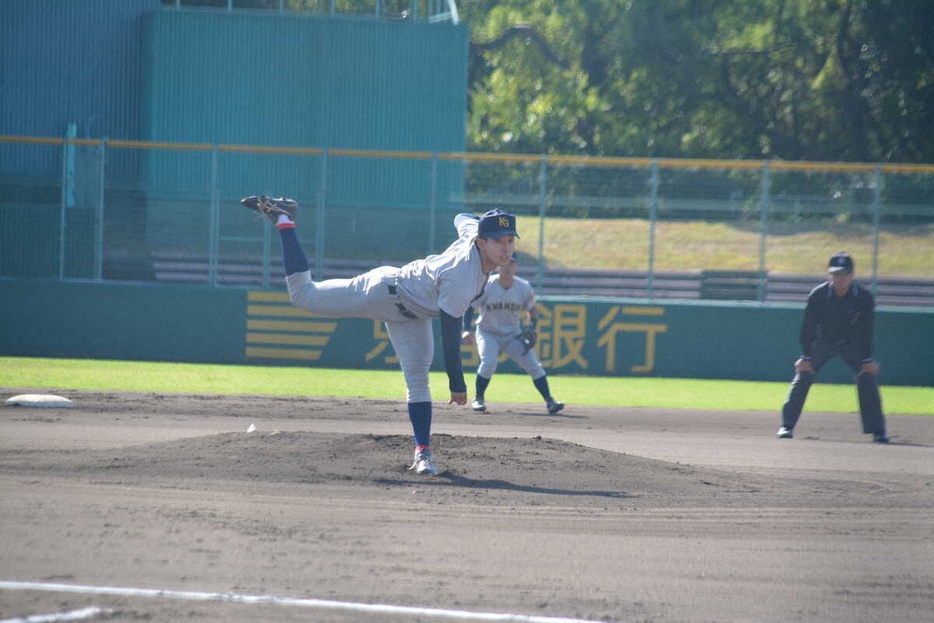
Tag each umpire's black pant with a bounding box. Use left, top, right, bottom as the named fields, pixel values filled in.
left=781, top=338, right=886, bottom=435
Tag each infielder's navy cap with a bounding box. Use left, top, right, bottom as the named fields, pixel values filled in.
left=828, top=251, right=854, bottom=273
left=478, top=209, right=520, bottom=239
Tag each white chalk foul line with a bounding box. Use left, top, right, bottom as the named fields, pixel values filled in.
left=0, top=606, right=109, bottom=623
left=0, top=581, right=621, bottom=623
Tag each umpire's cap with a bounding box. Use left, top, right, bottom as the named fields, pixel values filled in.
left=828, top=251, right=854, bottom=274
left=478, top=209, right=520, bottom=239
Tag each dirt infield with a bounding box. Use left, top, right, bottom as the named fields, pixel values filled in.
left=1, top=390, right=932, bottom=623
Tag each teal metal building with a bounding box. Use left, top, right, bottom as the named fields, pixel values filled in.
left=1, top=1, right=469, bottom=270
left=139, top=9, right=468, bottom=207
left=2, top=1, right=466, bottom=150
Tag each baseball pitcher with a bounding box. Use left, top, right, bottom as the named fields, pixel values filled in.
left=242, top=195, right=518, bottom=475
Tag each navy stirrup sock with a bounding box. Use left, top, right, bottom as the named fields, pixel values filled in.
left=407, top=401, right=432, bottom=448
left=475, top=375, right=491, bottom=399
left=278, top=226, right=310, bottom=276
left=533, top=375, right=551, bottom=400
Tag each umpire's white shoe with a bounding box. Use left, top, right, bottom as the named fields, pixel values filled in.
left=776, top=426, right=794, bottom=439
left=409, top=448, right=438, bottom=475
left=471, top=398, right=487, bottom=412
left=546, top=399, right=565, bottom=414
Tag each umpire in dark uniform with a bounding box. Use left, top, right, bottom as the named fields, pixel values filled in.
left=777, top=252, right=889, bottom=442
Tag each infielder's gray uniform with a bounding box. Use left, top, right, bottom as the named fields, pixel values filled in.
left=286, top=213, right=487, bottom=403
left=471, top=274, right=546, bottom=379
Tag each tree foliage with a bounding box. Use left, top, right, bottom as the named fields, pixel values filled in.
left=461, top=0, right=934, bottom=163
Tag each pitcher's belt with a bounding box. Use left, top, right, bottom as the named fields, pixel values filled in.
left=387, top=284, right=418, bottom=319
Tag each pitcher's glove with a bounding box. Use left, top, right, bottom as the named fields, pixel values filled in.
left=518, top=326, right=537, bottom=354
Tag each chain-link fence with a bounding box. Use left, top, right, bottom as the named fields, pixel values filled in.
left=2, top=136, right=932, bottom=306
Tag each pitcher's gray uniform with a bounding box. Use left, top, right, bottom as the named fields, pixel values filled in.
left=242, top=195, right=519, bottom=476
left=286, top=213, right=486, bottom=405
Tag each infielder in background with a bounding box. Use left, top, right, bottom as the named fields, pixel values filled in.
left=462, top=253, right=565, bottom=414
left=778, top=251, right=889, bottom=443
left=242, top=195, right=519, bottom=474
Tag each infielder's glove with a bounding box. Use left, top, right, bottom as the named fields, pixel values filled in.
left=518, top=326, right=537, bottom=354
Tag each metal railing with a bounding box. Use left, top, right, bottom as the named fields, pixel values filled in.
left=160, top=0, right=460, bottom=23
left=2, top=135, right=933, bottom=306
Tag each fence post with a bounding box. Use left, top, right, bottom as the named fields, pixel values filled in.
left=536, top=155, right=548, bottom=291
left=58, top=128, right=72, bottom=280
left=647, top=159, right=659, bottom=299
left=94, top=136, right=106, bottom=281
left=429, top=153, right=438, bottom=253
left=871, top=164, right=883, bottom=293
left=208, top=144, right=219, bottom=287
left=758, top=160, right=771, bottom=302
left=316, top=149, right=328, bottom=281
left=64, top=123, right=76, bottom=208
left=255, top=154, right=271, bottom=289
left=262, top=211, right=272, bottom=288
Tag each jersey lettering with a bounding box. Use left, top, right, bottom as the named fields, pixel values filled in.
left=484, top=302, right=525, bottom=313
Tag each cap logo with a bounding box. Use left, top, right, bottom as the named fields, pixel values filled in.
left=477, top=209, right=520, bottom=239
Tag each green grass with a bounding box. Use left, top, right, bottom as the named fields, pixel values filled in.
left=2, top=357, right=931, bottom=415
left=516, top=216, right=934, bottom=276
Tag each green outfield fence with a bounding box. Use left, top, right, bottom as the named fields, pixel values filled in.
left=2, top=135, right=933, bottom=307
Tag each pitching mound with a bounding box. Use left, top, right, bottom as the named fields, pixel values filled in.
left=12, top=429, right=779, bottom=509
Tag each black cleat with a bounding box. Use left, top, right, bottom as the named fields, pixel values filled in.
left=546, top=399, right=565, bottom=414
left=241, top=195, right=298, bottom=223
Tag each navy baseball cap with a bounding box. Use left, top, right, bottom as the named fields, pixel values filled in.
left=828, top=251, right=854, bottom=274
left=478, top=209, right=519, bottom=239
